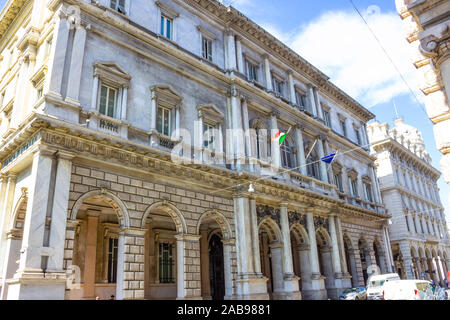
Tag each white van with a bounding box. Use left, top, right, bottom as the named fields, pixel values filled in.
left=382, top=280, right=434, bottom=300
left=366, top=273, right=401, bottom=300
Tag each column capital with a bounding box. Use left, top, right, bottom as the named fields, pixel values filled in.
left=56, top=150, right=76, bottom=161
left=287, top=69, right=294, bottom=76
left=119, top=227, right=147, bottom=237
left=31, top=144, right=57, bottom=158
left=262, top=53, right=270, bottom=60
left=86, top=209, right=101, bottom=217
left=270, top=109, right=280, bottom=118
left=279, top=201, right=290, bottom=208
left=174, top=234, right=201, bottom=242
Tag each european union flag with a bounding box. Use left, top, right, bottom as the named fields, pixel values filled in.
left=321, top=153, right=336, bottom=164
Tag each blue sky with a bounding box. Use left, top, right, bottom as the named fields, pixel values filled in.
left=1, top=1, right=448, bottom=221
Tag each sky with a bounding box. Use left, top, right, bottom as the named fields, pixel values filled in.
left=0, top=0, right=449, bottom=222
left=222, top=0, right=450, bottom=222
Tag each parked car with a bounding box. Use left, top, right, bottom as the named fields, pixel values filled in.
left=339, top=287, right=367, bottom=300
left=367, top=273, right=401, bottom=300
left=382, top=280, right=435, bottom=300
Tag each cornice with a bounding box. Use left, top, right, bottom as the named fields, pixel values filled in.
left=371, top=137, right=441, bottom=178
left=0, top=0, right=28, bottom=41
left=0, top=113, right=388, bottom=221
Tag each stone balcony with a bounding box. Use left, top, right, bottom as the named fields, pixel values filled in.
left=87, top=111, right=129, bottom=139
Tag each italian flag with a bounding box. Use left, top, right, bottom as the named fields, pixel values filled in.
left=272, top=128, right=291, bottom=144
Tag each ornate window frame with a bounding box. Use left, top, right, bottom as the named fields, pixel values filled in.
left=156, top=1, right=179, bottom=41
left=197, top=104, right=224, bottom=153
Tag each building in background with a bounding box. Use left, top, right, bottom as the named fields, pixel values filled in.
left=395, top=0, right=450, bottom=184
left=368, top=118, right=450, bottom=286
left=0, top=0, right=391, bottom=300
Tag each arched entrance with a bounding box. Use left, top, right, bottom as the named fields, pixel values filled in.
left=0, top=191, right=28, bottom=299
left=209, top=233, right=225, bottom=300
left=343, top=234, right=359, bottom=287
left=290, top=223, right=310, bottom=294
left=197, top=210, right=233, bottom=300
left=258, top=218, right=283, bottom=300
left=68, top=192, right=127, bottom=300
left=142, top=202, right=186, bottom=300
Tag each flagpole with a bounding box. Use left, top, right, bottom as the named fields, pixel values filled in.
left=305, top=139, right=318, bottom=160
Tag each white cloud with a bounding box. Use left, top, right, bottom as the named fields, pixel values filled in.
left=285, top=10, right=423, bottom=108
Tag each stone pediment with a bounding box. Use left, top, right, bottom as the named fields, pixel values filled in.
left=93, top=61, right=131, bottom=87
left=150, top=85, right=182, bottom=105
left=197, top=104, right=224, bottom=122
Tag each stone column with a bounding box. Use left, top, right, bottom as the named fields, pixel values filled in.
left=270, top=112, right=281, bottom=168
left=249, top=198, right=261, bottom=275
left=307, top=85, right=317, bottom=117
left=65, top=24, right=87, bottom=105
left=287, top=71, right=296, bottom=105
left=279, top=203, right=301, bottom=300
left=233, top=194, right=268, bottom=300
left=295, top=126, right=307, bottom=175
left=235, top=35, right=244, bottom=74
left=313, top=88, right=323, bottom=119
left=436, top=257, right=446, bottom=287
left=297, top=245, right=312, bottom=291
left=317, top=137, right=329, bottom=183
left=90, top=76, right=99, bottom=110
left=150, top=91, right=158, bottom=132
left=305, top=209, right=326, bottom=300
left=241, top=97, right=253, bottom=172
left=175, top=234, right=202, bottom=300
left=230, top=87, right=244, bottom=169
left=47, top=152, right=74, bottom=271
left=225, top=30, right=237, bottom=72
left=369, top=165, right=382, bottom=204
left=399, top=242, right=415, bottom=280
left=222, top=239, right=234, bottom=299
left=328, top=216, right=342, bottom=278
left=47, top=13, right=70, bottom=98
left=117, top=228, right=146, bottom=300
left=269, top=244, right=284, bottom=298
left=83, top=210, right=99, bottom=299
left=200, top=229, right=211, bottom=299
left=263, top=54, right=272, bottom=91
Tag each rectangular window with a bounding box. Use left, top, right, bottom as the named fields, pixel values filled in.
left=273, top=78, right=284, bottom=96
left=324, top=111, right=331, bottom=127
left=107, top=237, right=118, bottom=283
left=246, top=61, right=258, bottom=82
left=364, top=183, right=373, bottom=202
left=295, top=91, right=307, bottom=108
left=159, top=242, right=175, bottom=283
left=334, top=173, right=343, bottom=192
left=36, top=87, right=43, bottom=101
left=157, top=106, right=171, bottom=136
left=355, top=127, right=361, bottom=145
left=99, top=84, right=117, bottom=118
left=161, top=15, right=172, bottom=39
left=110, top=0, right=126, bottom=14
left=350, top=179, right=358, bottom=197
left=340, top=119, right=347, bottom=137
left=203, top=123, right=216, bottom=151
left=202, top=36, right=213, bottom=62
left=45, top=37, right=53, bottom=57
left=405, top=215, right=410, bottom=232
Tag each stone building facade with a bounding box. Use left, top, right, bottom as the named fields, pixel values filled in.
left=368, top=119, right=450, bottom=287
left=0, top=0, right=392, bottom=300
left=395, top=0, right=450, bottom=184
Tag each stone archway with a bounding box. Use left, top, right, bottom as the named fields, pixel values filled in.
left=196, top=210, right=233, bottom=300
left=0, top=190, right=28, bottom=299
left=67, top=190, right=133, bottom=300
left=258, top=217, right=283, bottom=300
left=290, top=223, right=310, bottom=294
left=141, top=201, right=188, bottom=300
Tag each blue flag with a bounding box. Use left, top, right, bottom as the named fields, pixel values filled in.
left=321, top=153, right=336, bottom=164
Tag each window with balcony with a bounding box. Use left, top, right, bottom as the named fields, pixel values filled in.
left=110, top=0, right=126, bottom=14
left=295, top=90, right=307, bottom=109
left=272, top=76, right=284, bottom=97
left=251, top=118, right=270, bottom=162
left=363, top=181, right=373, bottom=202
left=324, top=110, right=331, bottom=128
left=157, top=106, right=171, bottom=136
left=334, top=173, right=343, bottom=192
left=281, top=138, right=296, bottom=169
left=99, top=84, right=118, bottom=118
left=306, top=142, right=320, bottom=180
left=354, top=126, right=362, bottom=145
left=197, top=104, right=224, bottom=153
left=246, top=60, right=259, bottom=82
left=339, top=117, right=347, bottom=137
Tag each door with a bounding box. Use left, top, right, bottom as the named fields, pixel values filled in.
left=209, top=234, right=225, bottom=300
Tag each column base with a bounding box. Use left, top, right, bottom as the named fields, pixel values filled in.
left=235, top=277, right=269, bottom=300
left=176, top=296, right=203, bottom=300
left=6, top=270, right=66, bottom=300
left=272, top=290, right=302, bottom=300
left=302, top=277, right=327, bottom=300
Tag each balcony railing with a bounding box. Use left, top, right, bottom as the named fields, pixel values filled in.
left=88, top=112, right=128, bottom=139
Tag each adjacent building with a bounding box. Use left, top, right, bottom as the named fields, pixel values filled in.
left=395, top=0, right=450, bottom=184
left=368, top=118, right=450, bottom=287
left=0, top=0, right=392, bottom=300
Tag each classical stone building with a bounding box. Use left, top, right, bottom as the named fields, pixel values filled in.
left=368, top=119, right=450, bottom=287
left=0, top=0, right=392, bottom=300
left=395, top=0, right=450, bottom=184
